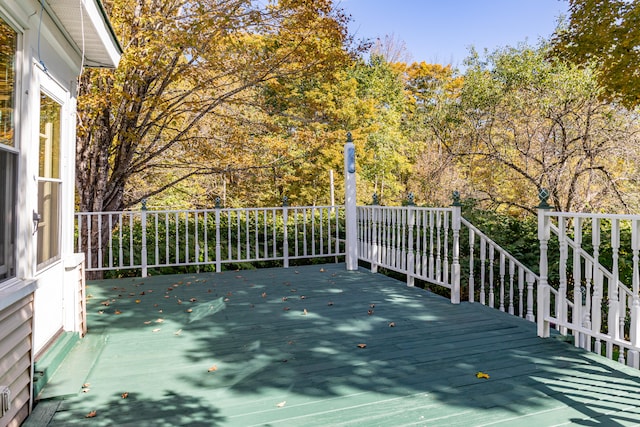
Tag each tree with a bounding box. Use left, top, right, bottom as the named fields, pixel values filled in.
left=436, top=44, right=640, bottom=214
left=552, top=0, right=640, bottom=108
left=76, top=0, right=355, bottom=213
left=403, top=62, right=463, bottom=205
left=349, top=55, right=413, bottom=204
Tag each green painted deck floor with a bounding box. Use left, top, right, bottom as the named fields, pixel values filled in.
left=28, top=264, right=640, bottom=426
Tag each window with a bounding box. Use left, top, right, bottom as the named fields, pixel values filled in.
left=0, top=18, right=16, bottom=283
left=37, top=93, right=62, bottom=269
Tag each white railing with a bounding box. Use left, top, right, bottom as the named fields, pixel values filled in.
left=356, top=204, right=539, bottom=318
left=357, top=205, right=461, bottom=302
left=538, top=210, right=640, bottom=369
left=75, top=205, right=345, bottom=276
left=462, top=218, right=539, bottom=321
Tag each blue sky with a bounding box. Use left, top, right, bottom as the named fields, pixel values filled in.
left=338, top=0, right=568, bottom=67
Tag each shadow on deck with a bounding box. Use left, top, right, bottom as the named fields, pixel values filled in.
left=26, top=264, right=640, bottom=426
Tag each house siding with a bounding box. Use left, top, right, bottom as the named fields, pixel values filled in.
left=0, top=294, right=33, bottom=427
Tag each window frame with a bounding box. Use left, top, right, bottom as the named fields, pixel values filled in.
left=0, top=14, right=18, bottom=287
left=35, top=88, right=64, bottom=271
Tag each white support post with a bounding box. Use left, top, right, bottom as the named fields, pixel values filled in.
left=450, top=201, right=461, bottom=304
left=629, top=220, right=640, bottom=368
left=344, top=133, right=358, bottom=271
left=537, top=204, right=551, bottom=338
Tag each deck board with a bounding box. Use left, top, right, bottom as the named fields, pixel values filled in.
left=29, top=263, right=640, bottom=426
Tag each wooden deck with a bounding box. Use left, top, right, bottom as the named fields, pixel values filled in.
left=27, top=264, right=640, bottom=426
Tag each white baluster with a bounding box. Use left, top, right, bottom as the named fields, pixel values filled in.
left=558, top=216, right=567, bottom=335
left=443, top=211, right=450, bottom=285
left=583, top=259, right=592, bottom=351
left=407, top=207, right=415, bottom=287
left=573, top=217, right=583, bottom=347
left=488, top=245, right=495, bottom=309
left=436, top=211, right=442, bottom=281
left=608, top=219, right=621, bottom=358
left=526, top=272, right=535, bottom=322
left=499, top=252, right=505, bottom=312
left=429, top=211, right=435, bottom=279
left=468, top=229, right=475, bottom=303
left=508, top=260, right=515, bottom=315
left=480, top=237, right=486, bottom=305
left=518, top=267, right=524, bottom=317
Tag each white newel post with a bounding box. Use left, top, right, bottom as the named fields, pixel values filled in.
left=451, top=194, right=461, bottom=304
left=344, top=133, right=358, bottom=271
left=629, top=220, right=640, bottom=368
left=537, top=190, right=552, bottom=338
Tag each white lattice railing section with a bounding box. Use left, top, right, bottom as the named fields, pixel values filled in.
left=75, top=206, right=345, bottom=276
left=538, top=210, right=640, bottom=368
left=357, top=205, right=541, bottom=315
left=461, top=218, right=539, bottom=321
left=357, top=206, right=459, bottom=297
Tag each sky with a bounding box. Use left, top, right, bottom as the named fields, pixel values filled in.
left=338, top=0, right=569, bottom=67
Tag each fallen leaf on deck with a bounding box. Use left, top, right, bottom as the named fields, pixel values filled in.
left=283, top=307, right=290, bottom=311
left=155, top=318, right=164, bottom=323
left=82, top=383, right=90, bottom=388
left=98, top=310, right=104, bottom=315
left=152, top=328, right=161, bottom=333
left=303, top=309, right=308, bottom=315
left=476, top=371, right=490, bottom=379
left=357, top=343, right=367, bottom=348
left=319, top=268, right=325, bottom=272
left=327, top=301, right=334, bottom=306
left=190, top=298, right=197, bottom=302
left=367, top=309, right=374, bottom=315
left=121, top=392, right=129, bottom=399
left=144, top=321, right=151, bottom=324
left=140, top=291, right=145, bottom=295
left=174, top=329, right=182, bottom=335
left=208, top=365, right=218, bottom=372
left=177, top=299, right=182, bottom=304
left=276, top=401, right=286, bottom=408
left=135, top=299, right=141, bottom=304
left=262, top=292, right=267, bottom=298
left=369, top=304, right=375, bottom=308
left=300, top=295, right=306, bottom=300
left=224, top=298, right=230, bottom=302
left=85, top=410, right=97, bottom=418
left=82, top=388, right=90, bottom=393
left=114, top=310, right=122, bottom=315
left=101, top=301, right=110, bottom=306
left=282, top=297, right=288, bottom=301
left=186, top=308, right=193, bottom=313
left=388, top=322, right=396, bottom=327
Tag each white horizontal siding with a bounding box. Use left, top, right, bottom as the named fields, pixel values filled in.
left=0, top=295, right=33, bottom=427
